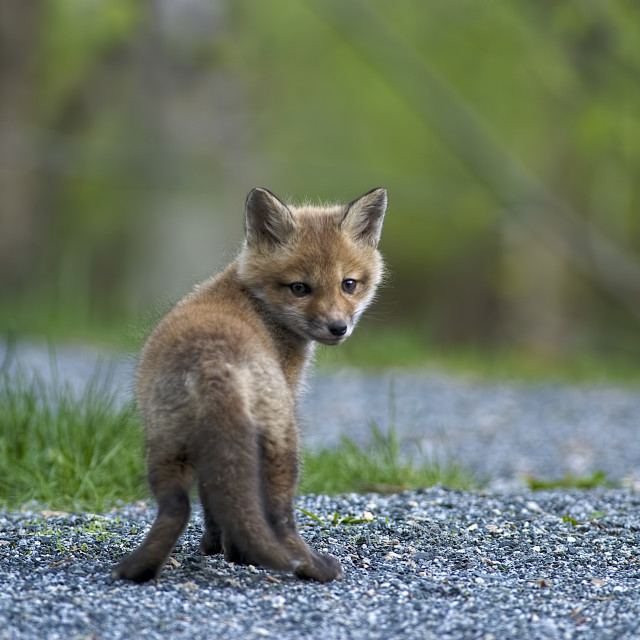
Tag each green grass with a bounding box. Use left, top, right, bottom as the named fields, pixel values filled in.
left=300, top=422, right=475, bottom=495
left=0, top=300, right=140, bottom=352
left=0, top=370, right=474, bottom=511
left=5, top=298, right=640, bottom=385
left=318, top=325, right=640, bottom=385
left=5, top=304, right=640, bottom=385
left=1, top=361, right=620, bottom=512
left=0, top=369, right=145, bottom=511
left=525, top=470, right=614, bottom=491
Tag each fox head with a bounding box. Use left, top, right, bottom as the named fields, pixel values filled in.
left=237, top=187, right=387, bottom=346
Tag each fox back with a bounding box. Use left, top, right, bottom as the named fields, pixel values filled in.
left=114, top=187, right=387, bottom=584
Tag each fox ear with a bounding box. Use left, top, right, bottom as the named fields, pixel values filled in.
left=341, top=188, right=387, bottom=247
left=245, top=188, right=296, bottom=247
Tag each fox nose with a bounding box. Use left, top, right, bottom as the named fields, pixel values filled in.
left=328, top=320, right=348, bottom=337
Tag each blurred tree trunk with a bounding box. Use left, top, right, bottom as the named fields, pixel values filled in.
left=501, top=219, right=570, bottom=356
left=127, top=0, right=245, bottom=308
left=0, top=2, right=43, bottom=292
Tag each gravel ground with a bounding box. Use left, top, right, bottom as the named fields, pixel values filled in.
left=2, top=488, right=640, bottom=640
left=2, top=341, right=640, bottom=638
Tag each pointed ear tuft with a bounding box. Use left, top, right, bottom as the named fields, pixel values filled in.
left=340, top=188, right=387, bottom=247
left=245, top=188, right=296, bottom=247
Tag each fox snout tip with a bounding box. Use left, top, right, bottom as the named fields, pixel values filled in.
left=328, top=320, right=348, bottom=337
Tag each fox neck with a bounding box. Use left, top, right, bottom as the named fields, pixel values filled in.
left=237, top=271, right=316, bottom=392
left=263, top=307, right=316, bottom=391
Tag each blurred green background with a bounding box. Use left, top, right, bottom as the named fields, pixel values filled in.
left=2, top=0, right=640, bottom=374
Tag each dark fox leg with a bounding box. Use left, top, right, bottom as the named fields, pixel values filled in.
left=198, top=479, right=223, bottom=556
left=115, top=459, right=193, bottom=582
left=194, top=414, right=294, bottom=573
left=260, top=427, right=343, bottom=583
left=198, top=484, right=249, bottom=563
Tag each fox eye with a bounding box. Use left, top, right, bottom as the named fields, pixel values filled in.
left=342, top=279, right=357, bottom=294
left=290, top=282, right=311, bottom=297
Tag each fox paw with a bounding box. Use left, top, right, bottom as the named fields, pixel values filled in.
left=199, top=530, right=223, bottom=555
left=294, top=552, right=342, bottom=583
left=223, top=542, right=256, bottom=566
left=113, top=554, right=160, bottom=583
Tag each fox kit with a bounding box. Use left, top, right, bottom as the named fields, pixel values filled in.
left=115, top=186, right=387, bottom=583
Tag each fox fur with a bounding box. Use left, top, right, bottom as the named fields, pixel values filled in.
left=114, top=187, right=387, bottom=583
